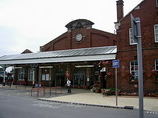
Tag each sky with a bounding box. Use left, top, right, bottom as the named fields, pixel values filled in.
left=0, top=0, right=142, bottom=56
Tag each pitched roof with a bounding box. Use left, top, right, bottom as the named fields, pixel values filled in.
left=21, top=49, right=33, bottom=54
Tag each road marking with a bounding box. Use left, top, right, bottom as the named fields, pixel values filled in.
left=32, top=101, right=84, bottom=109
left=146, top=111, right=158, bottom=114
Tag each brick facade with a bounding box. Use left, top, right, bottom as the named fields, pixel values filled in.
left=40, top=0, right=158, bottom=92
left=40, top=28, right=116, bottom=52
left=116, top=0, right=158, bottom=91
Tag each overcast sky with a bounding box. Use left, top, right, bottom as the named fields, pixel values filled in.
left=0, top=0, right=142, bottom=56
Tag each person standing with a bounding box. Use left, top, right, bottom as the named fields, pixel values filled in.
left=66, top=78, right=71, bottom=93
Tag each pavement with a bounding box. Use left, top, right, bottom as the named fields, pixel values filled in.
left=1, top=84, right=158, bottom=112
left=38, top=88, right=158, bottom=112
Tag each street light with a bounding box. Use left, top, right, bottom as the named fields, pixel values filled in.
left=30, top=64, right=38, bottom=87
left=131, top=14, right=144, bottom=118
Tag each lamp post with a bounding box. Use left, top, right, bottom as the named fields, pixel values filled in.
left=131, top=14, right=144, bottom=118
left=30, top=64, right=38, bottom=87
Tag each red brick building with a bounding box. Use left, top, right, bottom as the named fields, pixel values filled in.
left=0, top=0, right=158, bottom=94
left=40, top=19, right=116, bottom=52
left=115, top=0, right=158, bottom=92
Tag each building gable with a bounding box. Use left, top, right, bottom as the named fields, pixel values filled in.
left=40, top=19, right=117, bottom=52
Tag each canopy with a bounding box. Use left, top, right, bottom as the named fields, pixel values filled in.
left=0, top=46, right=117, bottom=65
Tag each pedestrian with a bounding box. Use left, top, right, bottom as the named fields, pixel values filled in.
left=66, top=78, right=71, bottom=93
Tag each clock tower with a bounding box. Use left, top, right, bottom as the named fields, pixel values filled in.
left=65, top=19, right=94, bottom=43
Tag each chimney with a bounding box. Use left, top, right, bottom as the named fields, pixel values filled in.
left=116, top=0, right=124, bottom=22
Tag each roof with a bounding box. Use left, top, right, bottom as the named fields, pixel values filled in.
left=0, top=46, right=117, bottom=65
left=21, top=49, right=33, bottom=54
left=119, top=0, right=145, bottom=22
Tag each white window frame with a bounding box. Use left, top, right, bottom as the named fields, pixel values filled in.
left=129, top=28, right=137, bottom=45
left=156, top=0, right=158, bottom=7
left=28, top=68, right=34, bottom=81
left=18, top=68, right=25, bottom=80
left=42, top=74, right=50, bottom=81
left=154, top=24, right=158, bottom=42
left=130, top=60, right=138, bottom=80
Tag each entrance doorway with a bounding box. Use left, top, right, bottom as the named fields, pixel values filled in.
left=55, top=69, right=65, bottom=87
left=100, top=72, right=107, bottom=88
left=100, top=67, right=107, bottom=88
left=94, top=69, right=100, bottom=85
left=73, top=69, right=85, bottom=88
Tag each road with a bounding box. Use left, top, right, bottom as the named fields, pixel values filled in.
left=0, top=88, right=158, bottom=118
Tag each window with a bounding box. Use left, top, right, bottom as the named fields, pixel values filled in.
left=156, top=0, right=158, bottom=7
left=155, top=59, right=158, bottom=70
left=41, top=69, right=50, bottom=81
left=28, top=68, right=34, bottom=81
left=154, top=24, right=158, bottom=42
left=154, top=59, right=158, bottom=83
left=134, top=6, right=140, bottom=10
left=18, top=68, right=25, bottom=80
left=129, top=28, right=137, bottom=45
left=130, top=60, right=138, bottom=81
left=42, top=74, right=49, bottom=81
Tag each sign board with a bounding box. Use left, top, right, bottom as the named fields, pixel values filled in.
left=131, top=14, right=141, bottom=43
left=112, top=60, right=120, bottom=68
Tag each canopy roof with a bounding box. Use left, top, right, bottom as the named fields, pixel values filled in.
left=0, top=46, right=117, bottom=65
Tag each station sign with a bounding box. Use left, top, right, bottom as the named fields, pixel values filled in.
left=112, top=60, right=120, bottom=68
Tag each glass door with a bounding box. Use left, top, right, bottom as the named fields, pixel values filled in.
left=55, top=69, right=65, bottom=87
left=73, top=69, right=85, bottom=88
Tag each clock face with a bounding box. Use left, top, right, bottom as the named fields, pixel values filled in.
left=75, top=33, right=83, bottom=41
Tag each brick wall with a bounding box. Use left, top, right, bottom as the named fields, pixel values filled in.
left=117, top=0, right=158, bottom=91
